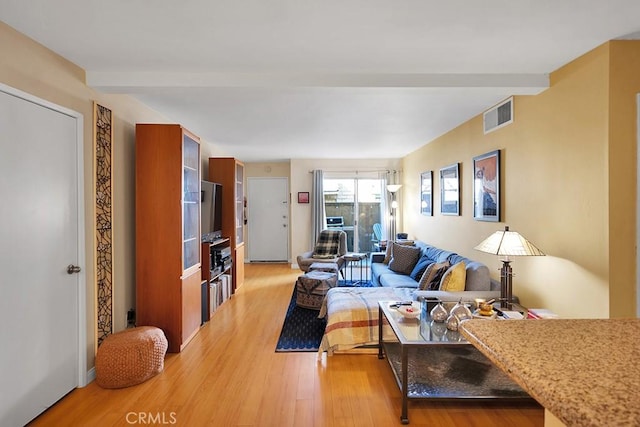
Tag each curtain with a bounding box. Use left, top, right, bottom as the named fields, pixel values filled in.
left=311, top=169, right=326, bottom=248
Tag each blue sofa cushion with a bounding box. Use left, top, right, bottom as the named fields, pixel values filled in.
left=417, top=242, right=455, bottom=264
left=409, top=255, right=433, bottom=281
left=379, top=272, right=420, bottom=288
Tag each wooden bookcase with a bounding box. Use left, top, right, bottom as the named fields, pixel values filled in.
left=135, top=124, right=202, bottom=353
left=208, top=157, right=245, bottom=292
left=200, top=237, right=232, bottom=321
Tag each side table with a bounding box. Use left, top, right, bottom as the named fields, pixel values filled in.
left=343, top=252, right=367, bottom=285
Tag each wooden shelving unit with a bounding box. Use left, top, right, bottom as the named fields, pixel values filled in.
left=201, top=237, right=232, bottom=321
left=135, top=123, right=202, bottom=353
left=208, top=157, right=245, bottom=293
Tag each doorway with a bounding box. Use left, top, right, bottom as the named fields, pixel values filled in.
left=0, top=84, right=86, bottom=425
left=323, top=178, right=384, bottom=253
left=247, top=177, right=289, bottom=261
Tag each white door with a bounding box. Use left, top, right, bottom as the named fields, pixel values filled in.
left=247, top=177, right=289, bottom=261
left=0, top=86, right=84, bottom=426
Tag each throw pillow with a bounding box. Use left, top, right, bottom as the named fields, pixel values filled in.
left=418, top=261, right=450, bottom=290
left=312, top=229, right=342, bottom=259
left=383, top=240, right=415, bottom=264
left=409, top=256, right=433, bottom=281
left=388, top=243, right=422, bottom=275
left=439, top=261, right=467, bottom=292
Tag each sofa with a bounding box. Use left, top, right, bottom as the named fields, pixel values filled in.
left=319, top=240, right=502, bottom=354
left=370, top=240, right=501, bottom=302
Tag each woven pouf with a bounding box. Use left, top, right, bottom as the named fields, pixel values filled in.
left=95, top=326, right=168, bottom=389
left=308, top=262, right=340, bottom=275
left=296, top=271, right=337, bottom=310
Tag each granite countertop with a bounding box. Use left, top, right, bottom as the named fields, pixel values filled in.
left=459, top=318, right=640, bottom=427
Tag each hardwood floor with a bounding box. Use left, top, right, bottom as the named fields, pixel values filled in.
left=30, top=263, right=543, bottom=426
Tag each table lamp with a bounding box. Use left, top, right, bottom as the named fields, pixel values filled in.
left=474, top=226, right=545, bottom=308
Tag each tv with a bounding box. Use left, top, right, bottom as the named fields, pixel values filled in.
left=201, top=180, right=223, bottom=242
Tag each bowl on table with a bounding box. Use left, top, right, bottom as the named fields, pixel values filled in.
left=397, top=304, right=420, bottom=319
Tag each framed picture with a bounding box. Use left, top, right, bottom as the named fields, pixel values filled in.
left=439, top=163, right=460, bottom=215
left=473, top=150, right=500, bottom=221
left=297, top=191, right=309, bottom=204
left=420, top=171, right=433, bottom=216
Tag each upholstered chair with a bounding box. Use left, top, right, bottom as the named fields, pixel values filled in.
left=297, top=229, right=347, bottom=274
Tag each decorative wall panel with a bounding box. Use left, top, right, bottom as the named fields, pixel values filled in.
left=94, top=102, right=113, bottom=346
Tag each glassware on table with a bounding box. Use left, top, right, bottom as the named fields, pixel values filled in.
left=430, top=320, right=447, bottom=340
left=446, top=313, right=460, bottom=331
left=430, top=302, right=448, bottom=322
left=450, top=300, right=473, bottom=322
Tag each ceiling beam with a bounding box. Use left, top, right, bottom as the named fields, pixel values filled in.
left=87, top=71, right=548, bottom=92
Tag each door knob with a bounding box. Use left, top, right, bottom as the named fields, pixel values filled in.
left=67, top=264, right=81, bottom=274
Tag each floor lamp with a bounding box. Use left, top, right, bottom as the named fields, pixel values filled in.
left=387, top=184, right=401, bottom=240
left=474, top=226, right=545, bottom=309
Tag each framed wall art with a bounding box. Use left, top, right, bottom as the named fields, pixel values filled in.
left=473, top=150, right=500, bottom=221
left=439, top=163, right=459, bottom=215
left=420, top=171, right=433, bottom=216
left=297, top=191, right=309, bottom=204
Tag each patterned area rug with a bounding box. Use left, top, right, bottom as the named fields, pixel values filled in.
left=275, top=280, right=374, bottom=352
left=338, top=279, right=374, bottom=287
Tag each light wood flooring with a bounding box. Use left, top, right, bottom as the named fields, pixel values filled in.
left=30, top=263, right=543, bottom=426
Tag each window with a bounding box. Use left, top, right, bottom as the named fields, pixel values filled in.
left=323, top=178, right=384, bottom=252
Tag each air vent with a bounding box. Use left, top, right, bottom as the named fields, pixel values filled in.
left=483, top=97, right=513, bottom=134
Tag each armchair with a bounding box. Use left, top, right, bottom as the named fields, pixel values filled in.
left=297, top=229, right=347, bottom=274
left=371, top=223, right=383, bottom=251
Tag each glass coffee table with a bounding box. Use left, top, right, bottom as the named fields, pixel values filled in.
left=378, top=301, right=533, bottom=424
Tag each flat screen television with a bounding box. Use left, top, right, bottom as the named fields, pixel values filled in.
left=201, top=180, right=223, bottom=242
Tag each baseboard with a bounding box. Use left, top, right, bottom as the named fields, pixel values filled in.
left=332, top=348, right=379, bottom=355
left=291, top=263, right=299, bottom=270
left=85, top=367, right=96, bottom=385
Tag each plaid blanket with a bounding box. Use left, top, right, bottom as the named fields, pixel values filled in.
left=318, top=287, right=412, bottom=355
left=312, top=229, right=343, bottom=259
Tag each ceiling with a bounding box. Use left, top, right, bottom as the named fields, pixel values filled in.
left=2, top=1, right=640, bottom=162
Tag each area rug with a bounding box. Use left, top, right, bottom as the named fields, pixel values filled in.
left=338, top=279, right=374, bottom=287
left=275, top=287, right=327, bottom=352
left=275, top=280, right=374, bottom=352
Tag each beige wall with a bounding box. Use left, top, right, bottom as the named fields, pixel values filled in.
left=608, top=41, right=640, bottom=317
left=403, top=41, right=640, bottom=318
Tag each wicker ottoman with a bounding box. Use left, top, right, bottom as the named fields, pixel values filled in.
left=296, top=271, right=338, bottom=310
left=309, top=262, right=340, bottom=275
left=95, top=326, right=168, bottom=389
